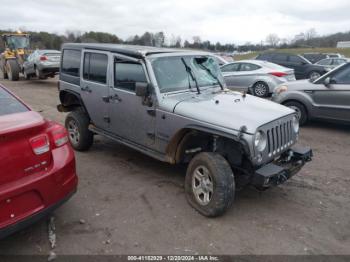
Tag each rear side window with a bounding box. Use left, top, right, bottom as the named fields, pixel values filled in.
left=83, top=53, right=108, bottom=84
left=61, top=49, right=81, bottom=77
left=0, top=88, right=28, bottom=116
left=240, top=63, right=261, bottom=71
left=221, top=63, right=240, bottom=72
left=273, top=54, right=288, bottom=61
left=114, top=62, right=147, bottom=91
left=289, top=55, right=304, bottom=63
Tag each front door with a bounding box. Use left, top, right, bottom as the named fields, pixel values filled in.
left=311, top=64, right=350, bottom=122
left=108, top=55, right=155, bottom=147
left=80, top=50, right=110, bottom=130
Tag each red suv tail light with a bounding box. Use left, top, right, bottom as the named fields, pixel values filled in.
left=51, top=125, right=69, bottom=147
left=269, top=72, right=287, bottom=77
left=40, top=56, right=48, bottom=61
left=30, top=135, right=50, bottom=155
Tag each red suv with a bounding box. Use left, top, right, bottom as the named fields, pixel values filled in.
left=0, top=84, right=78, bottom=238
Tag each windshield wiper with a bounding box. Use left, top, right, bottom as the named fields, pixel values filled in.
left=197, top=63, right=224, bottom=90
left=181, top=58, right=201, bottom=94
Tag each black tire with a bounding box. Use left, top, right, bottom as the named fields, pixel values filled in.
left=308, top=71, right=321, bottom=81
left=185, top=152, right=235, bottom=217
left=6, top=60, right=20, bottom=81
left=0, top=67, right=8, bottom=79
left=252, top=82, right=269, bottom=97
left=284, top=101, right=308, bottom=126
left=65, top=111, right=94, bottom=151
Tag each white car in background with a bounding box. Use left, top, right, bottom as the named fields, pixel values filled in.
left=221, top=60, right=296, bottom=97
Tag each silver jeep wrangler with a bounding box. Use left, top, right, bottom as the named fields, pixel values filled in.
left=58, top=43, right=312, bottom=217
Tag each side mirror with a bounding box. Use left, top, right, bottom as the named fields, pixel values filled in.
left=135, top=82, right=149, bottom=97
left=324, top=77, right=335, bottom=87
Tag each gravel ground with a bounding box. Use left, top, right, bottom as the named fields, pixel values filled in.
left=0, top=77, right=349, bottom=256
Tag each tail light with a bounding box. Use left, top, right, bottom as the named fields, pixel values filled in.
left=30, top=135, right=50, bottom=155
left=50, top=125, right=69, bottom=147
left=269, top=72, right=287, bottom=77
left=40, top=56, right=48, bottom=61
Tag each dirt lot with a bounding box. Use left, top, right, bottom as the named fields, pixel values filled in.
left=0, top=77, right=349, bottom=256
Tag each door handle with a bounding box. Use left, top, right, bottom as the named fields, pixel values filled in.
left=81, top=86, right=92, bottom=93
left=102, top=94, right=122, bottom=103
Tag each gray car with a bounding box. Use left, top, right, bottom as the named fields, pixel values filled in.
left=221, top=60, right=295, bottom=97
left=272, top=62, right=350, bottom=125
left=58, top=43, right=312, bottom=217
left=315, top=58, right=348, bottom=72
left=23, top=49, right=61, bottom=79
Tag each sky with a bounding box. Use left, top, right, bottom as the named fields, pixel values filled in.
left=1, top=0, right=350, bottom=44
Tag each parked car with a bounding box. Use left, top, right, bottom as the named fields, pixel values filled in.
left=256, top=52, right=327, bottom=81
left=302, top=53, right=329, bottom=64
left=272, top=62, right=350, bottom=125
left=23, top=50, right=61, bottom=79
left=57, top=43, right=312, bottom=217
left=211, top=54, right=230, bottom=66
left=0, top=84, right=77, bottom=238
left=315, top=58, right=348, bottom=71
left=220, top=60, right=295, bottom=97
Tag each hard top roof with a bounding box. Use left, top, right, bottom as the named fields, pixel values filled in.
left=62, top=43, right=204, bottom=58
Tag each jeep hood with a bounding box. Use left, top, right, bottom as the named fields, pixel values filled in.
left=164, top=91, right=294, bottom=134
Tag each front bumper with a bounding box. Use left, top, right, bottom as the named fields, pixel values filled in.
left=251, top=145, right=312, bottom=188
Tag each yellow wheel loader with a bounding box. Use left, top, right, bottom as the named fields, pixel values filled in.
left=0, top=31, right=31, bottom=81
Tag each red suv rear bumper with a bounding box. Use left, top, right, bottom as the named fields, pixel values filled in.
left=0, top=144, right=78, bottom=239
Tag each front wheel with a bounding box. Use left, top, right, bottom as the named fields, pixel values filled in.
left=252, top=82, right=269, bottom=97
left=185, top=152, right=235, bottom=217
left=65, top=111, right=94, bottom=151
left=284, top=101, right=308, bottom=125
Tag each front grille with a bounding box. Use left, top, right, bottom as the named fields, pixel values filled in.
left=266, top=119, right=294, bottom=158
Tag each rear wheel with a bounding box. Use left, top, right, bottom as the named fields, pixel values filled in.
left=185, top=152, right=235, bottom=217
left=65, top=111, right=94, bottom=151
left=309, top=71, right=321, bottom=81
left=6, top=60, right=20, bottom=81
left=284, top=101, right=308, bottom=125
left=252, top=82, right=269, bottom=97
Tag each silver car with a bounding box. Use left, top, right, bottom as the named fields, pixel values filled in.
left=221, top=60, right=295, bottom=97
left=315, top=58, right=348, bottom=72
left=272, top=62, right=350, bottom=125
left=23, top=49, right=61, bottom=79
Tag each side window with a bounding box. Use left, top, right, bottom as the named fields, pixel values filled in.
left=221, top=63, right=240, bottom=72
left=289, top=55, right=304, bottom=63
left=331, top=64, right=350, bottom=84
left=61, top=49, right=81, bottom=77
left=114, top=62, right=147, bottom=92
left=273, top=54, right=288, bottom=62
left=83, top=52, right=108, bottom=84
left=240, top=63, right=260, bottom=71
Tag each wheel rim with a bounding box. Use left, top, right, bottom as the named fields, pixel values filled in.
left=310, top=72, right=320, bottom=81
left=67, top=119, right=80, bottom=145
left=289, top=105, right=302, bottom=120
left=192, top=165, right=214, bottom=206
left=254, top=83, right=267, bottom=97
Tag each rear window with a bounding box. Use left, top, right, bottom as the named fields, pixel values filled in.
left=0, top=87, right=28, bottom=116
left=61, top=49, right=81, bottom=77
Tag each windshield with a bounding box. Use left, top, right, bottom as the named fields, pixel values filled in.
left=151, top=56, right=224, bottom=93
left=6, top=36, right=30, bottom=49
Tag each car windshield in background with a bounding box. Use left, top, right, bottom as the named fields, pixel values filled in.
left=0, top=87, right=28, bottom=116
left=152, top=56, right=223, bottom=93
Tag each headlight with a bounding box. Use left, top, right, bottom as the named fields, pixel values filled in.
left=254, top=131, right=267, bottom=152
left=292, top=115, right=299, bottom=133
left=275, top=85, right=288, bottom=95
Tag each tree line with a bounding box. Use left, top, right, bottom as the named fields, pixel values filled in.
left=1, top=28, right=349, bottom=53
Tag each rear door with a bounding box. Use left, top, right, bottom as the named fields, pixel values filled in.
left=80, top=50, right=110, bottom=130
left=311, top=64, right=350, bottom=122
